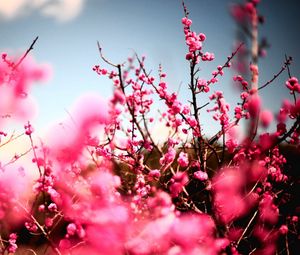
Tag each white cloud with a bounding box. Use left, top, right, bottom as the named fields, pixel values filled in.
left=41, top=0, right=85, bottom=22
left=0, top=0, right=86, bottom=22
left=0, top=0, right=27, bottom=19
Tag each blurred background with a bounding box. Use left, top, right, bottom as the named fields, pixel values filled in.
left=0, top=0, right=299, bottom=137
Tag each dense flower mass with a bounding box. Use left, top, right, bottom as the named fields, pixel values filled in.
left=0, top=1, right=299, bottom=254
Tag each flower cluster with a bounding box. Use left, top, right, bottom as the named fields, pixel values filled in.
left=0, top=1, right=299, bottom=255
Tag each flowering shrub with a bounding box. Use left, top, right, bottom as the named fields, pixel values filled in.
left=0, top=1, right=299, bottom=254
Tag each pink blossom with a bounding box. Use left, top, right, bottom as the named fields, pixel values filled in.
left=160, top=147, right=176, bottom=166
left=186, top=116, right=197, bottom=128
left=286, top=77, right=300, bottom=93
left=0, top=3, right=297, bottom=254
left=193, top=170, right=208, bottom=181
left=170, top=172, right=188, bottom=197
left=147, top=191, right=174, bottom=217
left=182, top=17, right=192, bottom=27
left=197, top=79, right=209, bottom=92
left=45, top=217, right=53, bottom=228
left=66, top=223, right=77, bottom=236
left=202, top=52, right=215, bottom=61
left=38, top=204, right=45, bottom=212
left=225, top=139, right=238, bottom=153
left=247, top=95, right=261, bottom=117
left=279, top=225, right=288, bottom=235
left=171, top=214, right=215, bottom=250
left=148, top=169, right=161, bottom=180
left=8, top=233, right=18, bottom=253
left=24, top=122, right=34, bottom=135
left=126, top=214, right=174, bottom=254
left=48, top=203, right=57, bottom=212
left=112, top=89, right=126, bottom=105
left=199, top=33, right=206, bottom=41
left=182, top=105, right=190, bottom=114
left=260, top=110, right=273, bottom=127
left=276, top=122, right=287, bottom=136
left=259, top=194, right=279, bottom=224
left=177, top=152, right=189, bottom=167
left=212, top=167, right=248, bottom=223
left=46, top=93, right=108, bottom=163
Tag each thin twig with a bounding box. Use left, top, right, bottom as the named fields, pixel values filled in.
left=197, top=42, right=244, bottom=92
left=0, top=132, right=24, bottom=148
left=237, top=210, right=258, bottom=246
left=3, top=148, right=32, bottom=168
left=284, top=55, right=297, bottom=105
left=13, top=36, right=39, bottom=71
left=16, top=201, right=62, bottom=255
left=258, top=56, right=292, bottom=91
left=285, top=228, right=290, bottom=255
left=97, top=41, right=118, bottom=68
left=197, top=102, right=210, bottom=111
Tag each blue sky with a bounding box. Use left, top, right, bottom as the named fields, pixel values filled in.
left=0, top=0, right=299, bottom=136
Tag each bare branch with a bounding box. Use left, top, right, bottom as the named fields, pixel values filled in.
left=13, top=36, right=39, bottom=71
left=97, top=41, right=118, bottom=68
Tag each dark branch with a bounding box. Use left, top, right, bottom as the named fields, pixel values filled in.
left=13, top=36, right=39, bottom=71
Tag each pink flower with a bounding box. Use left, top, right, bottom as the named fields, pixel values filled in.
left=260, top=110, right=273, bottom=128
left=226, top=139, right=238, bottom=153
left=279, top=225, right=288, bottom=235
left=186, top=36, right=202, bottom=52
left=186, top=116, right=197, bottom=128
left=194, top=170, right=208, bottom=181
left=182, top=105, right=190, bottom=114
left=148, top=169, right=161, bottom=180
left=45, top=217, right=53, bottom=228
left=111, top=89, right=126, bottom=105
left=286, top=77, right=300, bottom=93
left=202, top=52, right=215, bottom=61
left=170, top=172, right=188, bottom=197
left=259, top=194, right=279, bottom=224
left=24, top=122, right=34, bottom=135
left=160, top=147, right=176, bottom=166
left=212, top=167, right=248, bottom=223
left=182, top=17, right=192, bottom=27
left=171, top=100, right=182, bottom=114
left=197, top=79, right=209, bottom=92
left=171, top=214, right=214, bottom=250
left=177, top=152, right=189, bottom=167
left=48, top=203, right=57, bottom=212
left=199, top=33, right=206, bottom=41
left=67, top=223, right=77, bottom=236
left=247, top=95, right=261, bottom=117
left=8, top=233, right=18, bottom=253
left=277, top=123, right=287, bottom=136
